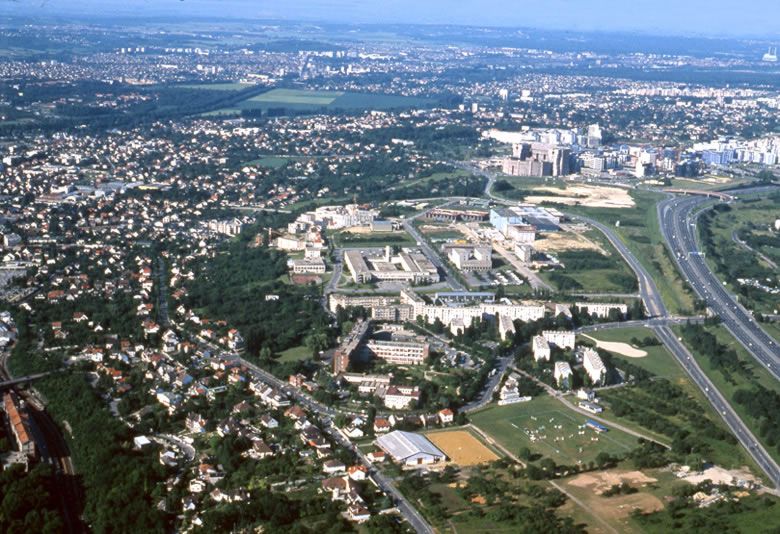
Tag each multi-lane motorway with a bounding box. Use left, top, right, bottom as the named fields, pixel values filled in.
left=587, top=203, right=780, bottom=488
left=659, top=192, right=780, bottom=380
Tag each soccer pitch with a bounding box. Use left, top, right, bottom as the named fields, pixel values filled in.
left=471, top=396, right=639, bottom=465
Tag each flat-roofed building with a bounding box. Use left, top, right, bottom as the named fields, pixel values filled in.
left=366, top=339, right=429, bottom=366
left=498, top=314, right=516, bottom=341
left=333, top=320, right=371, bottom=375
left=445, top=244, right=492, bottom=272
left=289, top=258, right=326, bottom=274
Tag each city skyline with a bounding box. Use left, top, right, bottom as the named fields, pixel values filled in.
left=2, top=0, right=780, bottom=39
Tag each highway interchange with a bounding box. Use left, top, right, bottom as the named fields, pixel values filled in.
left=659, top=191, right=780, bottom=379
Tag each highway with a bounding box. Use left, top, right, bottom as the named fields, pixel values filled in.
left=586, top=208, right=780, bottom=488
left=658, top=193, right=780, bottom=380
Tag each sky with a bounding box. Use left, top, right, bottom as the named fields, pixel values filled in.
left=3, top=0, right=780, bottom=39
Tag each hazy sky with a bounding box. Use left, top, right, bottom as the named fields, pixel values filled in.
left=4, top=0, right=780, bottom=38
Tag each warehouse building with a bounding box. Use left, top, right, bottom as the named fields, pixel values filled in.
left=375, top=430, right=446, bottom=466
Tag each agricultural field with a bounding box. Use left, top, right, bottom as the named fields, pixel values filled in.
left=564, top=189, right=695, bottom=315
left=212, top=87, right=432, bottom=114
left=426, top=429, right=500, bottom=466
left=470, top=396, right=639, bottom=466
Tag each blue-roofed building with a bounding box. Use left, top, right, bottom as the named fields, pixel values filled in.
left=490, top=208, right=523, bottom=235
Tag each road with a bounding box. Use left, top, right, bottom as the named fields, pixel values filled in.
left=574, top=215, right=667, bottom=317
left=658, top=193, right=780, bottom=380
left=588, top=207, right=780, bottom=488
left=191, top=336, right=434, bottom=533
left=402, top=203, right=466, bottom=291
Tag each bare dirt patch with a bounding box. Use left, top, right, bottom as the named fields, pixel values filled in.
left=568, top=470, right=657, bottom=494
left=527, top=185, right=635, bottom=209
left=533, top=230, right=606, bottom=254
left=679, top=466, right=760, bottom=486
left=582, top=334, right=647, bottom=358
left=427, top=430, right=499, bottom=466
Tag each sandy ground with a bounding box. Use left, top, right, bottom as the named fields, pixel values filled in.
left=583, top=334, right=647, bottom=358
left=568, top=470, right=658, bottom=493
left=527, top=185, right=635, bottom=209
left=680, top=466, right=760, bottom=486
left=427, top=430, right=499, bottom=466
left=533, top=230, right=606, bottom=254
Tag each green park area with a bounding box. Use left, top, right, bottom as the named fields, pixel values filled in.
left=470, top=396, right=639, bottom=466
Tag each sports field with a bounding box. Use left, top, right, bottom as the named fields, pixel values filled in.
left=471, top=396, right=638, bottom=465
left=426, top=430, right=499, bottom=466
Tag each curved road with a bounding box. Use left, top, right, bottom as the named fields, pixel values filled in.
left=588, top=205, right=780, bottom=488
left=658, top=194, right=780, bottom=379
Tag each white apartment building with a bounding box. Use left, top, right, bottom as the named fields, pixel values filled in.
left=576, top=302, right=628, bottom=319
left=532, top=335, right=551, bottom=361
left=554, top=361, right=573, bottom=388
left=366, top=340, right=429, bottom=366
left=583, top=348, right=606, bottom=385
left=542, top=330, right=576, bottom=349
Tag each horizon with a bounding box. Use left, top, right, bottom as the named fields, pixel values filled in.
left=2, top=0, right=780, bottom=40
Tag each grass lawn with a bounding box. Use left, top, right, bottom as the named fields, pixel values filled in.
left=564, top=189, right=695, bottom=315
left=578, top=327, right=687, bottom=381
left=277, top=345, right=312, bottom=363
left=242, top=156, right=293, bottom=169
left=672, top=324, right=780, bottom=466
left=178, top=82, right=253, bottom=91
left=470, top=396, right=640, bottom=466
left=330, top=229, right=417, bottom=248
left=229, top=88, right=432, bottom=114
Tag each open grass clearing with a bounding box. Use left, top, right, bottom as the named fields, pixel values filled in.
left=470, top=396, right=639, bottom=466
left=564, top=189, right=695, bottom=315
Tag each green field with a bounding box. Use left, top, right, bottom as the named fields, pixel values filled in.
left=278, top=345, right=312, bottom=363
left=564, top=189, right=695, bottom=315
left=219, top=87, right=431, bottom=114
left=242, top=156, right=293, bottom=169
left=330, top=229, right=417, bottom=248
left=179, top=82, right=253, bottom=91
left=579, top=327, right=686, bottom=381
left=471, top=396, right=639, bottom=466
